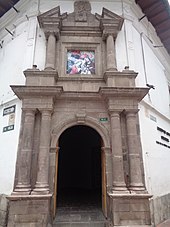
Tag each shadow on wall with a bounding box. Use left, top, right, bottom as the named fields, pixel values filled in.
left=150, top=193, right=170, bottom=226
left=0, top=194, right=9, bottom=227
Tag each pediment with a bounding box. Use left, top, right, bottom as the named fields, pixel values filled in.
left=37, top=1, right=124, bottom=38
left=38, top=6, right=61, bottom=30
left=100, top=8, right=124, bottom=38
left=38, top=6, right=60, bottom=19
left=102, top=8, right=123, bottom=21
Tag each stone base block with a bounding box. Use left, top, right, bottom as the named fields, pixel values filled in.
left=108, top=193, right=152, bottom=226
left=7, top=194, right=52, bottom=227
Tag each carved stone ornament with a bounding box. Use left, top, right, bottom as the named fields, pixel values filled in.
left=74, top=0, right=91, bottom=22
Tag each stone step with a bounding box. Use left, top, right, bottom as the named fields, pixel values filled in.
left=53, top=221, right=111, bottom=227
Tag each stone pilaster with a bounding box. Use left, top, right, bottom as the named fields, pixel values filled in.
left=106, top=34, right=117, bottom=71
left=45, top=32, right=57, bottom=70
left=126, top=111, right=145, bottom=191
left=14, top=109, right=36, bottom=194
left=110, top=111, right=127, bottom=191
left=32, top=110, right=52, bottom=194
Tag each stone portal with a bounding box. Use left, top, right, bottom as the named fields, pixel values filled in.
left=7, top=0, right=152, bottom=226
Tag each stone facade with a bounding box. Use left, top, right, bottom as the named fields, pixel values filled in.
left=7, top=0, right=152, bottom=226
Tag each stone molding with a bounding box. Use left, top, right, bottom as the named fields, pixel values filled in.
left=51, top=115, right=110, bottom=148
left=10, top=85, right=63, bottom=99
left=99, top=87, right=149, bottom=101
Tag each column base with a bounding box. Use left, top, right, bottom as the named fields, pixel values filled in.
left=112, top=182, right=128, bottom=192
left=129, top=183, right=146, bottom=192
left=32, top=183, right=50, bottom=195
left=45, top=66, right=55, bottom=70
left=112, top=186, right=129, bottom=193
left=13, top=184, right=31, bottom=195
left=106, top=68, right=117, bottom=71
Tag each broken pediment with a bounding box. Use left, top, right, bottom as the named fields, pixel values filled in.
left=100, top=8, right=124, bottom=39
left=37, top=6, right=62, bottom=36
left=37, top=0, right=124, bottom=38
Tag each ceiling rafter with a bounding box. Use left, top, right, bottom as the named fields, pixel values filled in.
left=136, top=0, right=170, bottom=55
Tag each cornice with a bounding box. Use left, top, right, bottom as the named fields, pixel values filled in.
left=10, top=85, right=63, bottom=99
left=99, top=87, right=149, bottom=101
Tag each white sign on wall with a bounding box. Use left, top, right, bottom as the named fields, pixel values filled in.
left=2, top=105, right=16, bottom=132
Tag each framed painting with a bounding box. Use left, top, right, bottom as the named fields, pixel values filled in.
left=67, top=50, right=95, bottom=75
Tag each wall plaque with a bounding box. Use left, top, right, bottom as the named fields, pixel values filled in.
left=2, top=105, right=16, bottom=133
left=3, top=105, right=15, bottom=116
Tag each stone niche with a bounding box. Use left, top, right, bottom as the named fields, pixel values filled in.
left=7, top=0, right=152, bottom=227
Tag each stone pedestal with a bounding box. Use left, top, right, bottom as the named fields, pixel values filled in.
left=7, top=195, right=52, bottom=227
left=108, top=193, right=152, bottom=226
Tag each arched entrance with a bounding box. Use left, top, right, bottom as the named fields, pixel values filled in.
left=54, top=125, right=107, bottom=221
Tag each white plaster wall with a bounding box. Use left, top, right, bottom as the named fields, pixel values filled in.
left=139, top=104, right=170, bottom=197
left=0, top=99, right=22, bottom=194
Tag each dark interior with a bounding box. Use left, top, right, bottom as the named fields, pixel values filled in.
left=57, top=125, right=102, bottom=208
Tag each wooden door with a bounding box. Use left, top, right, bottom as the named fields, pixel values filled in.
left=53, top=145, right=59, bottom=218
left=101, top=148, right=107, bottom=217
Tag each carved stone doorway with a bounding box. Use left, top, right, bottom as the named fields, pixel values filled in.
left=54, top=125, right=107, bottom=222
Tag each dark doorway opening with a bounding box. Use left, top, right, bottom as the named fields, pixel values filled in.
left=57, top=125, right=102, bottom=209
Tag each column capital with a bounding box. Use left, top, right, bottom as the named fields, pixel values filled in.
left=125, top=109, right=139, bottom=116
left=45, top=30, right=60, bottom=41
left=102, top=31, right=115, bottom=41
left=22, top=108, right=37, bottom=114
left=109, top=110, right=123, bottom=116
left=39, top=109, right=53, bottom=114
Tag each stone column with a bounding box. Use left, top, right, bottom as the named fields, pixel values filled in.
left=33, top=110, right=52, bottom=194
left=45, top=32, right=56, bottom=70
left=14, top=109, right=35, bottom=194
left=110, top=111, right=127, bottom=191
left=106, top=34, right=117, bottom=71
left=126, top=111, right=145, bottom=191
